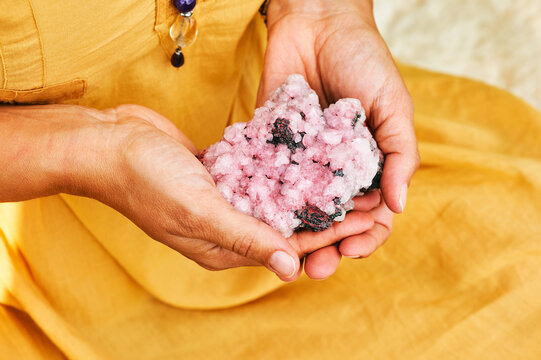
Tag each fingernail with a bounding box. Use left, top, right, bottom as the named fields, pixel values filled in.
left=399, top=184, right=408, bottom=213
left=269, top=251, right=296, bottom=278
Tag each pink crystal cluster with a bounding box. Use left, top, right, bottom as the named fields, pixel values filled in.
left=201, top=75, right=383, bottom=237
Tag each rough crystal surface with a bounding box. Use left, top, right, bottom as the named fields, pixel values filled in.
left=200, top=75, right=383, bottom=237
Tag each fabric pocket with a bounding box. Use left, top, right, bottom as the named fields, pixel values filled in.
left=0, top=1, right=87, bottom=104
left=0, top=79, right=86, bottom=104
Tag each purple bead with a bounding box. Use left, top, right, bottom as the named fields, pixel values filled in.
left=173, top=0, right=196, bottom=14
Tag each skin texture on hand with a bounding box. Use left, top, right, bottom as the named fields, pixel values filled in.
left=99, top=105, right=377, bottom=281
left=0, top=105, right=118, bottom=202
left=0, top=104, right=375, bottom=282
left=259, top=0, right=421, bottom=279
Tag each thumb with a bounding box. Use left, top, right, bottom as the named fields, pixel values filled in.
left=256, top=67, right=294, bottom=108
left=256, top=32, right=310, bottom=108
left=198, top=199, right=300, bottom=280
left=371, top=92, right=420, bottom=214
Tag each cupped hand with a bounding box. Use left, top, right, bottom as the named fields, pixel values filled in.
left=72, top=105, right=374, bottom=281
left=258, top=0, right=420, bottom=278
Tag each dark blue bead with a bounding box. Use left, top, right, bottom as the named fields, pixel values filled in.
left=173, top=0, right=196, bottom=14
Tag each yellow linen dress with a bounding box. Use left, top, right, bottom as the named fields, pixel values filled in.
left=1, top=1, right=541, bottom=359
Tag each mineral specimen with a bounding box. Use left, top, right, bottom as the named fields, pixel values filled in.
left=200, top=74, right=383, bottom=237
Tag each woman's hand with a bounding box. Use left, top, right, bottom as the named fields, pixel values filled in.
left=0, top=104, right=374, bottom=281
left=99, top=105, right=377, bottom=281
left=258, top=0, right=420, bottom=278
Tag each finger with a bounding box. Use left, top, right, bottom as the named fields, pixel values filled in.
left=256, top=29, right=306, bottom=107
left=353, top=190, right=381, bottom=211
left=339, top=203, right=394, bottom=258
left=371, top=89, right=420, bottom=214
left=256, top=29, right=320, bottom=107
left=293, top=211, right=374, bottom=256
left=256, top=38, right=299, bottom=107
left=191, top=245, right=261, bottom=271
left=326, top=46, right=420, bottom=214
left=304, top=245, right=342, bottom=280
left=190, top=198, right=302, bottom=281
left=156, top=230, right=263, bottom=271
left=293, top=256, right=305, bottom=279
left=257, top=56, right=305, bottom=108
left=194, top=210, right=372, bottom=276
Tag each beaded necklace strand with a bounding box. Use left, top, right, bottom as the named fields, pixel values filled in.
left=169, top=0, right=197, bottom=67
left=169, top=0, right=270, bottom=67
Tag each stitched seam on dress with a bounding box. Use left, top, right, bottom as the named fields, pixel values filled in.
left=26, top=0, right=46, bottom=87
left=154, top=0, right=162, bottom=28
left=154, top=0, right=174, bottom=57
left=0, top=43, right=7, bottom=89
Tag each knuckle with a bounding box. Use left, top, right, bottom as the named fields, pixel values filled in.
left=380, top=228, right=392, bottom=245
left=376, top=223, right=393, bottom=249
left=176, top=213, right=215, bottom=241
left=200, top=250, right=245, bottom=271
left=414, top=151, right=422, bottom=170
left=231, top=234, right=256, bottom=258
left=183, top=251, right=221, bottom=272
left=361, top=234, right=378, bottom=258
left=413, top=150, right=421, bottom=171
left=197, top=262, right=221, bottom=272
left=384, top=218, right=394, bottom=234
left=367, top=232, right=377, bottom=247
left=196, top=253, right=229, bottom=272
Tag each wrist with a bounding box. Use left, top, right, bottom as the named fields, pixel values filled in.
left=59, top=117, right=120, bottom=201
left=267, top=0, right=374, bottom=23
left=0, top=105, right=118, bottom=202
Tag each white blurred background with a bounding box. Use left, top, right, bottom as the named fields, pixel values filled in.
left=374, top=0, right=541, bottom=110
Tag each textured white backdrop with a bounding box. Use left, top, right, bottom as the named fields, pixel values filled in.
left=374, top=0, right=541, bottom=110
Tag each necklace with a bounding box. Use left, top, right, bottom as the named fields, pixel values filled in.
left=169, top=0, right=198, bottom=67
left=169, top=0, right=270, bottom=68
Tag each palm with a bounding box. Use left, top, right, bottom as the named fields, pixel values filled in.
left=142, top=130, right=375, bottom=275
left=110, top=107, right=375, bottom=279
left=257, top=9, right=414, bottom=277
left=259, top=12, right=408, bottom=124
